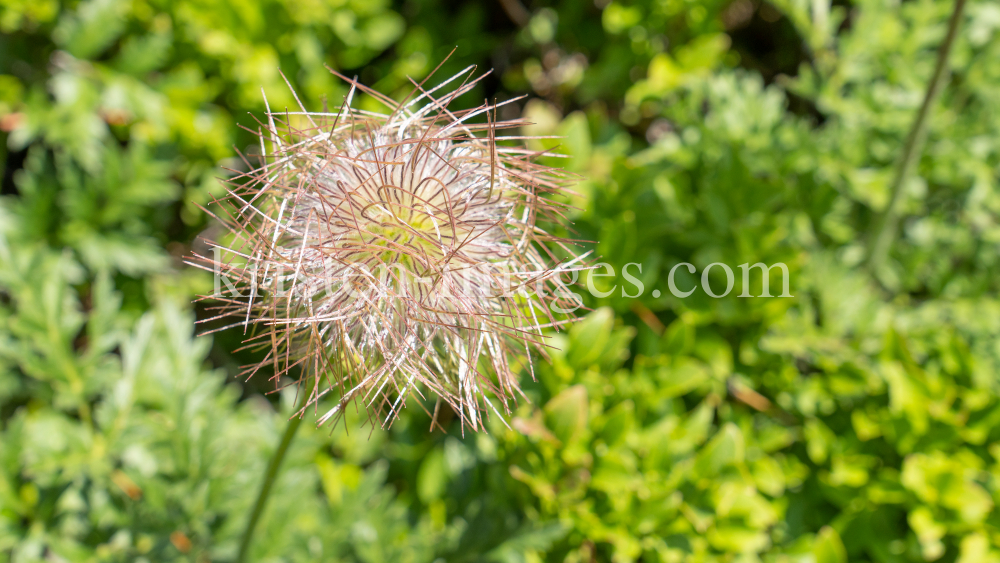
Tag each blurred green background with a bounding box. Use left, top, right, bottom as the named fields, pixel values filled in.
left=3, top=0, right=1000, bottom=561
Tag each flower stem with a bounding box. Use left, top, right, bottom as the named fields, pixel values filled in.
left=866, top=0, right=967, bottom=272
left=236, top=392, right=308, bottom=563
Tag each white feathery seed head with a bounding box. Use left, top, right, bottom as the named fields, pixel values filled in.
left=190, top=63, right=588, bottom=431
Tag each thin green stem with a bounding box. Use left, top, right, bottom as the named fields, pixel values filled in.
left=867, top=0, right=967, bottom=272
left=236, top=391, right=309, bottom=563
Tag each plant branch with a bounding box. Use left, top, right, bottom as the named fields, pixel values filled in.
left=866, top=0, right=967, bottom=272
left=236, top=389, right=309, bottom=563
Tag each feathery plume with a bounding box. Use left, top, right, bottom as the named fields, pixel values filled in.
left=189, top=63, right=587, bottom=431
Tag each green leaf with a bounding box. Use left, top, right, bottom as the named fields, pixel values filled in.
left=416, top=448, right=447, bottom=503
left=598, top=399, right=634, bottom=446
left=657, top=357, right=710, bottom=398
left=544, top=385, right=588, bottom=444
left=52, top=0, right=128, bottom=59
left=567, top=307, right=614, bottom=367
left=694, top=423, right=744, bottom=476
left=814, top=526, right=847, bottom=563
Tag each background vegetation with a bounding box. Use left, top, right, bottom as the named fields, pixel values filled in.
left=2, top=0, right=1000, bottom=561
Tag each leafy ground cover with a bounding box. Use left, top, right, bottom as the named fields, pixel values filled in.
left=3, top=0, right=1000, bottom=561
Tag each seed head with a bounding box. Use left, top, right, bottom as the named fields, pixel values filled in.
left=190, top=64, right=586, bottom=431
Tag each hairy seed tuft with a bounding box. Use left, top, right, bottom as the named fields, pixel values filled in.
left=189, top=64, right=586, bottom=431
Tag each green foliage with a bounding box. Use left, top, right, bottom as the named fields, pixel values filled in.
left=3, top=0, right=1000, bottom=562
